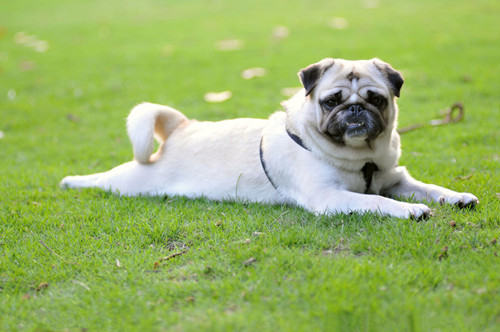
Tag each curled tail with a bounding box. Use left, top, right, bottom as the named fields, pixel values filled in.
left=127, top=102, right=188, bottom=164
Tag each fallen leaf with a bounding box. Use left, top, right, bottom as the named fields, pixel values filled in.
left=14, top=32, right=49, bottom=52
left=36, top=282, right=49, bottom=292
left=243, top=257, right=257, bottom=266
left=7, top=89, right=16, bottom=100
left=362, top=0, right=379, bottom=8
left=461, top=75, right=472, bottom=83
left=14, top=32, right=28, bottom=44
left=34, top=40, right=49, bottom=53
left=72, top=280, right=90, bottom=291
left=204, top=91, right=232, bottom=103
left=438, top=246, right=448, bottom=261
left=280, top=87, right=302, bottom=97
left=454, top=174, right=473, bottom=181
left=19, top=60, right=35, bottom=71
left=66, top=113, right=80, bottom=122
left=449, top=220, right=456, bottom=228
left=241, top=67, right=267, bottom=80
left=215, top=39, right=243, bottom=51
left=272, top=26, right=289, bottom=40
left=328, top=17, right=349, bottom=30
left=476, top=287, right=487, bottom=294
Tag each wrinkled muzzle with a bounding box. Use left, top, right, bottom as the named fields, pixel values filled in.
left=324, top=104, right=385, bottom=144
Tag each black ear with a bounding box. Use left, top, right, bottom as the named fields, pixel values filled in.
left=373, top=59, right=404, bottom=97
left=298, top=58, right=335, bottom=97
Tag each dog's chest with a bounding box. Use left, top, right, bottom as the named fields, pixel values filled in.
left=334, top=164, right=381, bottom=194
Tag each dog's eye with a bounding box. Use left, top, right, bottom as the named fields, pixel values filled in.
left=368, top=91, right=386, bottom=108
left=323, top=92, right=342, bottom=110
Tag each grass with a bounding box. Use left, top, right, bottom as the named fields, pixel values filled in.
left=1, top=0, right=499, bottom=330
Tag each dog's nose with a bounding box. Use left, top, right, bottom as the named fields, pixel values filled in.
left=347, top=104, right=364, bottom=116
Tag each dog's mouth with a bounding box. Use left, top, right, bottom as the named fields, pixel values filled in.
left=345, top=120, right=368, bottom=137
left=322, top=104, right=385, bottom=145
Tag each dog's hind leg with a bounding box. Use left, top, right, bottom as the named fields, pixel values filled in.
left=60, top=161, right=165, bottom=196
left=61, top=102, right=188, bottom=195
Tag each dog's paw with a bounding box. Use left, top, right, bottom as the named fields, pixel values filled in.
left=386, top=202, right=431, bottom=220
left=405, top=203, right=432, bottom=220
left=59, top=176, right=72, bottom=189
left=438, top=192, right=479, bottom=209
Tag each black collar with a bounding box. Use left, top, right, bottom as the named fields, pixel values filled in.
left=286, top=128, right=310, bottom=151
left=284, top=129, right=379, bottom=194
left=361, top=162, right=379, bottom=194
left=259, top=136, right=278, bottom=190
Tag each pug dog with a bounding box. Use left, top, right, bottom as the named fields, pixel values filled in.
left=61, top=58, right=479, bottom=219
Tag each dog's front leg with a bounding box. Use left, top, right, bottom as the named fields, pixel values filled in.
left=383, top=167, right=479, bottom=208
left=298, top=190, right=431, bottom=219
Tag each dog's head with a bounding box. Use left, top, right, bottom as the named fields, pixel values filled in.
left=296, top=58, right=403, bottom=148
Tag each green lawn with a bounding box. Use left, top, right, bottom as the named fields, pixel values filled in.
left=1, top=0, right=499, bottom=330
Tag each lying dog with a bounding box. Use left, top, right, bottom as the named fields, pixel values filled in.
left=61, top=58, right=478, bottom=219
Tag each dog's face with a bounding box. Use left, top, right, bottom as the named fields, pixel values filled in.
left=298, top=58, right=403, bottom=148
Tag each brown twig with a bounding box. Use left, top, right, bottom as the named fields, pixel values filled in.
left=158, top=250, right=188, bottom=262
left=398, top=102, right=465, bottom=134
left=38, top=240, right=73, bottom=264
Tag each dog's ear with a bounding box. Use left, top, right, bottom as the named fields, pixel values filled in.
left=373, top=58, right=404, bottom=97
left=298, top=58, right=335, bottom=97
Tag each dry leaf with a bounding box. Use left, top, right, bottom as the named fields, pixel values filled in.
left=215, top=39, right=243, bottom=51
left=241, top=67, right=267, bottom=80
left=14, top=32, right=49, bottom=52
left=72, top=280, right=90, bottom=291
left=280, top=87, right=302, bottom=97
left=328, top=17, right=349, bottom=29
left=272, top=26, right=289, bottom=40
left=14, top=32, right=28, bottom=44
left=454, top=174, right=473, bottom=181
left=362, top=0, right=379, bottom=9
left=7, top=89, right=16, bottom=100
left=243, top=257, right=257, bottom=266
left=33, top=40, right=49, bottom=53
left=36, top=282, right=49, bottom=292
left=19, top=60, right=35, bottom=71
left=66, top=113, right=80, bottom=123
left=204, top=91, right=232, bottom=103
left=476, top=287, right=487, bottom=294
